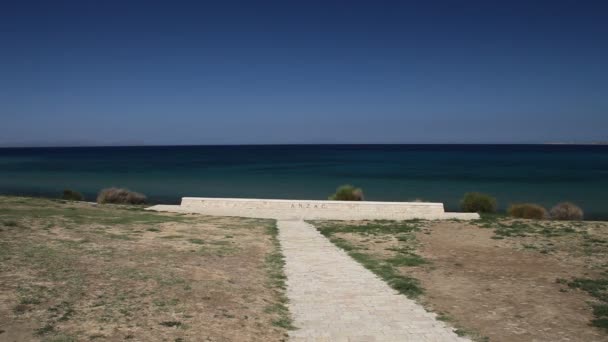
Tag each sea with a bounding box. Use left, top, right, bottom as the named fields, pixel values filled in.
left=0, top=144, right=607, bottom=219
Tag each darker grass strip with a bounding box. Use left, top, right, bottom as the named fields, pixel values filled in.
left=265, top=221, right=295, bottom=330
left=311, top=220, right=424, bottom=299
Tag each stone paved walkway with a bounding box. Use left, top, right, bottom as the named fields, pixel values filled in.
left=277, top=220, right=470, bottom=342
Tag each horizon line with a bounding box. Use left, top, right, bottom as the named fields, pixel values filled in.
left=1, top=142, right=608, bottom=149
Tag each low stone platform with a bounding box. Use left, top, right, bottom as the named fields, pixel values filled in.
left=148, top=197, right=479, bottom=220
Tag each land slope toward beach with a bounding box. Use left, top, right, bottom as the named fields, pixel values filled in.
left=0, top=196, right=290, bottom=341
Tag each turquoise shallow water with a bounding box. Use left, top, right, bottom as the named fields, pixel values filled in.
left=0, top=144, right=607, bottom=219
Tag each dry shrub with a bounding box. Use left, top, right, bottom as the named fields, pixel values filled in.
left=550, top=202, right=584, bottom=221
left=460, top=192, right=497, bottom=213
left=62, top=189, right=84, bottom=201
left=508, top=203, right=548, bottom=219
left=97, top=187, right=147, bottom=205
left=328, top=185, right=364, bottom=201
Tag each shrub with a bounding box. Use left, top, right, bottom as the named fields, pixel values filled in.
left=97, top=187, right=147, bottom=205
left=460, top=192, right=497, bottom=213
left=508, top=203, right=548, bottom=219
left=550, top=202, right=584, bottom=221
left=62, top=189, right=84, bottom=201
left=328, top=185, right=364, bottom=201
left=2, top=220, right=19, bottom=227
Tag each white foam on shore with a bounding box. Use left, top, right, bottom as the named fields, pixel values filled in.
left=147, top=197, right=479, bottom=220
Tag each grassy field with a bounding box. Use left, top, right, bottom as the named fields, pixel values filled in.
left=0, top=196, right=291, bottom=342
left=310, top=217, right=608, bottom=342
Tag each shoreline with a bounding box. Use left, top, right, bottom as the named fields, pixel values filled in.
left=2, top=142, right=608, bottom=149
left=3, top=193, right=607, bottom=222
left=1, top=144, right=606, bottom=219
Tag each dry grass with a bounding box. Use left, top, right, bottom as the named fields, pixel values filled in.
left=550, top=202, right=584, bottom=221
left=0, top=196, right=290, bottom=341
left=508, top=203, right=548, bottom=219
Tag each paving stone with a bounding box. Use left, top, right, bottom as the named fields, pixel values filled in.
left=278, top=220, right=470, bottom=342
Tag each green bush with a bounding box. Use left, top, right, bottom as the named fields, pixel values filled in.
left=328, top=185, right=364, bottom=201
left=2, top=220, right=19, bottom=227
left=97, top=187, right=147, bottom=205
left=508, top=203, right=547, bottom=219
left=550, top=202, right=584, bottom=221
left=62, top=189, right=84, bottom=201
left=460, top=192, right=497, bottom=213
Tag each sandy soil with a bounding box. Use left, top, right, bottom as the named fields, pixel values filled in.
left=411, top=221, right=606, bottom=342
left=0, top=196, right=290, bottom=342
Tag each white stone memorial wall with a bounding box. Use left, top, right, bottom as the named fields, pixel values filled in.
left=172, top=197, right=478, bottom=220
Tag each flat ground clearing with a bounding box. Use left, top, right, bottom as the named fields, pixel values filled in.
left=311, top=217, right=608, bottom=342
left=0, top=196, right=290, bottom=342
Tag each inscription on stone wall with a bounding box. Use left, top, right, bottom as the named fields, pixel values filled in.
left=290, top=203, right=328, bottom=209
left=194, top=200, right=329, bottom=209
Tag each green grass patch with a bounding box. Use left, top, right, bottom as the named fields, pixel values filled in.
left=209, top=240, right=231, bottom=245
left=386, top=253, right=427, bottom=267
left=474, top=215, right=584, bottom=240
left=309, top=220, right=420, bottom=236
left=36, top=323, right=56, bottom=336
left=567, top=277, right=608, bottom=330
left=159, top=321, right=182, bottom=327
left=48, top=301, right=75, bottom=322
left=568, top=278, right=608, bottom=302
left=2, top=219, right=20, bottom=227
left=159, top=235, right=184, bottom=239
left=264, top=221, right=295, bottom=330
left=17, top=285, right=51, bottom=305
left=153, top=298, right=179, bottom=307
left=349, top=250, right=423, bottom=298
left=196, top=245, right=239, bottom=257
left=105, top=233, right=134, bottom=241
left=43, top=334, right=77, bottom=342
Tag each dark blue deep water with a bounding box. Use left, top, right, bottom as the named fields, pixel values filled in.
left=1, top=145, right=607, bottom=218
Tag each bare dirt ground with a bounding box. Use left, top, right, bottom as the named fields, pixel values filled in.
left=0, top=196, right=291, bottom=342
left=312, top=217, right=608, bottom=342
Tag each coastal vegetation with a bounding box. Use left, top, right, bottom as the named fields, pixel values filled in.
left=0, top=196, right=291, bottom=341
left=564, top=277, right=608, bottom=330
left=97, top=187, right=147, bottom=205
left=62, top=189, right=84, bottom=201
left=19, top=188, right=593, bottom=224
left=460, top=192, right=497, bottom=213
left=328, top=184, right=364, bottom=201
left=551, top=202, right=584, bottom=221
left=507, top=203, right=548, bottom=219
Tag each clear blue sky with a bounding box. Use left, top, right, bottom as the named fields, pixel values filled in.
left=1, top=0, right=607, bottom=146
